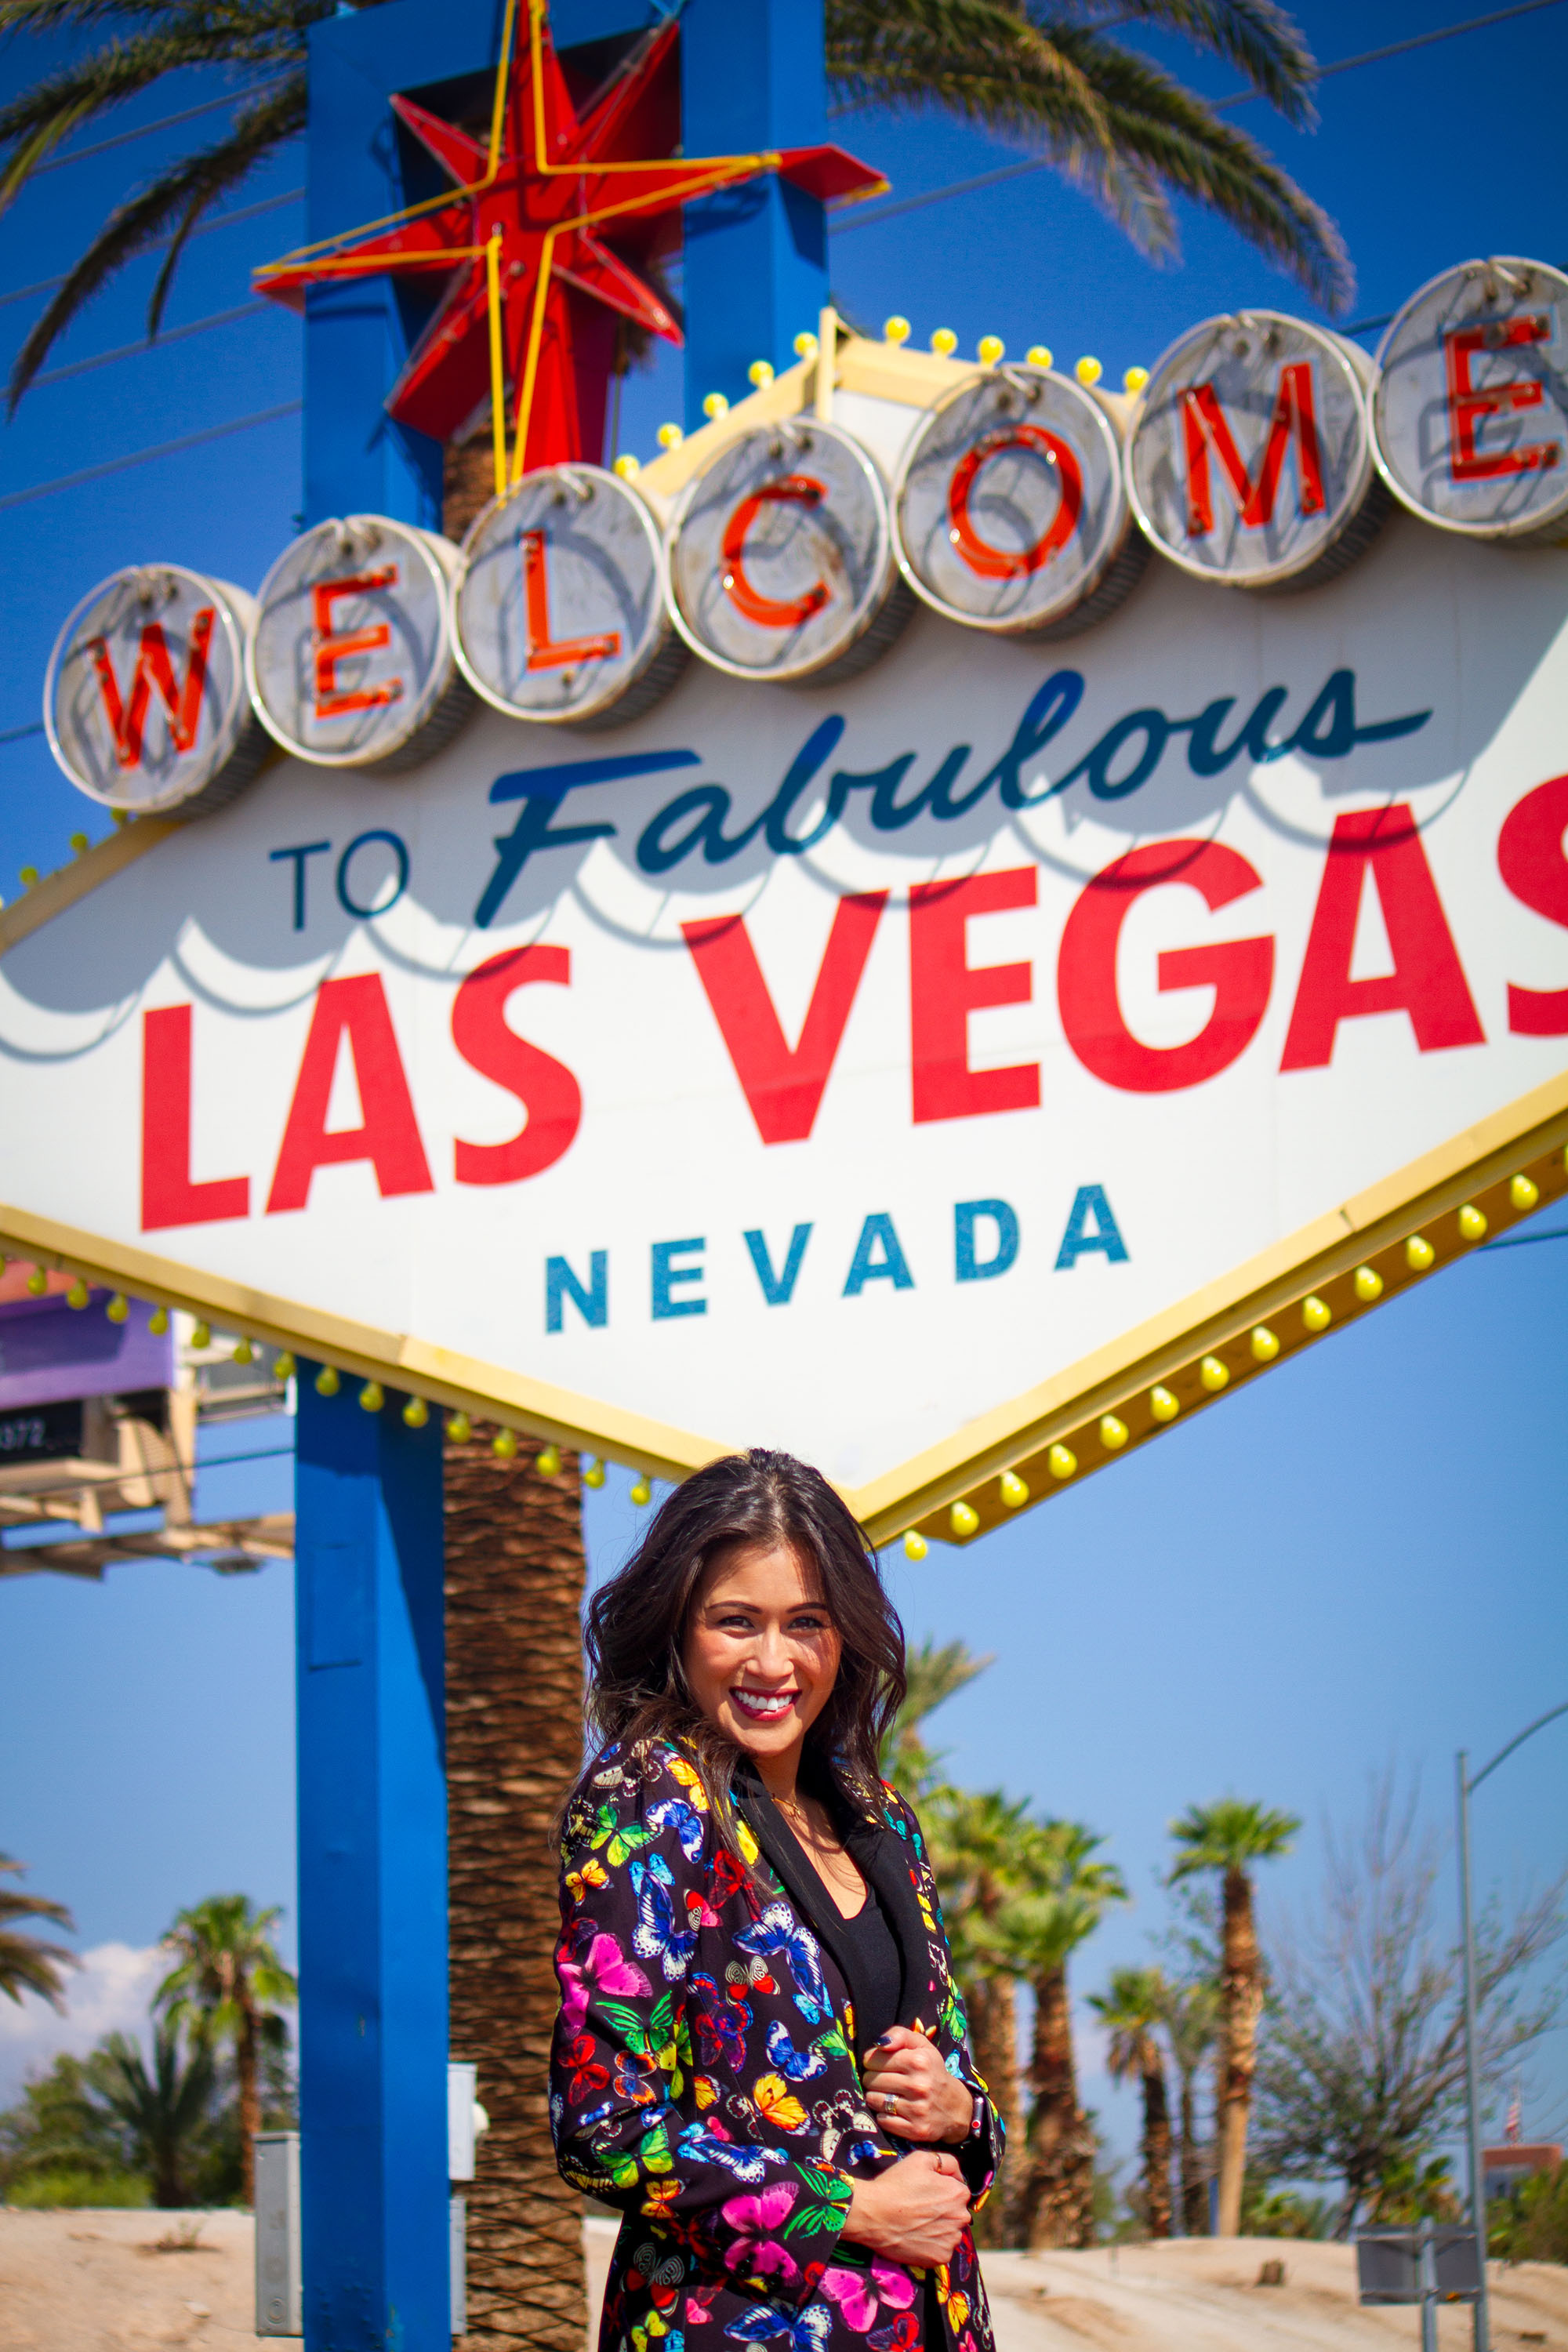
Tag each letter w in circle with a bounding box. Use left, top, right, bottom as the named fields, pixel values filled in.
left=682, top=892, right=887, bottom=1144
left=1181, top=363, right=1326, bottom=537
left=89, top=608, right=214, bottom=768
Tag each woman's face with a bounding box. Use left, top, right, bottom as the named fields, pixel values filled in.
left=682, top=1540, right=842, bottom=1776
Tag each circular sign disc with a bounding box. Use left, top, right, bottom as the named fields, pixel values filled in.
left=894, top=365, right=1142, bottom=634
left=43, top=565, right=267, bottom=817
left=666, top=419, right=906, bottom=684
left=1371, top=256, right=1568, bottom=543
left=248, top=516, right=473, bottom=769
left=1127, top=312, right=1381, bottom=590
left=454, top=466, right=684, bottom=728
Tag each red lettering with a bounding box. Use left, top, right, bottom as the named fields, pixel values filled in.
left=682, top=893, right=887, bottom=1145
left=90, top=609, right=214, bottom=770
left=1280, top=806, right=1485, bottom=1069
left=1446, top=318, right=1559, bottom=483
left=140, top=1005, right=250, bottom=1230
left=452, top=946, right=583, bottom=1182
left=1181, top=365, right=1326, bottom=537
left=313, top=570, right=401, bottom=718
left=909, top=867, right=1039, bottom=1124
left=1500, top=771, right=1568, bottom=1036
left=1057, top=843, right=1272, bottom=1094
left=267, top=974, right=434, bottom=1212
left=947, top=427, right=1083, bottom=577
left=721, top=477, right=830, bottom=628
left=522, top=532, right=620, bottom=673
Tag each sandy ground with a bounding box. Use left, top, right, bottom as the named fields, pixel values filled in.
left=3, top=2209, right=1565, bottom=2351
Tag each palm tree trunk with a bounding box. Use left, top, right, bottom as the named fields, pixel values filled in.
left=1141, top=2046, right=1172, bottom=2241
left=445, top=1431, right=588, bottom=2352
left=1214, top=1864, right=1262, bottom=2238
left=1178, top=2066, right=1207, bottom=2234
left=1015, top=1965, right=1096, bottom=2249
left=237, top=1996, right=260, bottom=2207
left=964, top=1972, right=1018, bottom=2248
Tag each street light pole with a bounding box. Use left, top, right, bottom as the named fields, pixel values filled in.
left=1455, top=1699, right=1568, bottom=2352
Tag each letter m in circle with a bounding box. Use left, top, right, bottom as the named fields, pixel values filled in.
left=1180, top=364, right=1327, bottom=537
left=88, top=609, right=215, bottom=769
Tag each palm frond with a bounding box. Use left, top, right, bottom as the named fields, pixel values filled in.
left=6, top=74, right=305, bottom=412
left=1078, top=0, right=1318, bottom=126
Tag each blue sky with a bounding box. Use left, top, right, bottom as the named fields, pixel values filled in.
left=2, top=0, right=1566, bottom=2171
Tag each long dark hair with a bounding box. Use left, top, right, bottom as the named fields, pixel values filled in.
left=579, top=1448, right=906, bottom=1844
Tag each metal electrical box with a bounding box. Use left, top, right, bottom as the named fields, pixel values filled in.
left=255, top=2132, right=303, bottom=2336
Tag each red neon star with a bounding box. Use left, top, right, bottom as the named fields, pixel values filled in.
left=258, top=9, right=884, bottom=474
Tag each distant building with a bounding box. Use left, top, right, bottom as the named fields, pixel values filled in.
left=1483, top=2144, right=1563, bottom=2200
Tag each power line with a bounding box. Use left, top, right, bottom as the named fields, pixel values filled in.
left=0, top=185, right=303, bottom=314
left=0, top=722, right=45, bottom=746
left=30, top=75, right=292, bottom=179
left=0, top=398, right=301, bottom=512
left=28, top=298, right=274, bottom=390
left=835, top=0, right=1567, bottom=235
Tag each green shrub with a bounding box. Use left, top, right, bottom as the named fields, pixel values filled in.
left=1490, top=2164, right=1568, bottom=2265
left=5, top=2167, right=151, bottom=2209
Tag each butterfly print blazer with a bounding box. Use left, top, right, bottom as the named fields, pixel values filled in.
left=550, top=1738, right=1003, bottom=2352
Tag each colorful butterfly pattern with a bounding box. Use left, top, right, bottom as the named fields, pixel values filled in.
left=552, top=1737, right=1000, bottom=2352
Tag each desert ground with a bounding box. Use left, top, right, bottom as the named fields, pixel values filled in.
left=1, top=2208, right=1564, bottom=2352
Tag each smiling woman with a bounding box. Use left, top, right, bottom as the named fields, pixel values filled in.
left=550, top=1448, right=1002, bottom=2352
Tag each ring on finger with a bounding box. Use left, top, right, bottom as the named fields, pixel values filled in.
left=884, top=2092, right=898, bottom=2118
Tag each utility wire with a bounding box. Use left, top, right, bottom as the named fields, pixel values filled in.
left=29, top=75, right=292, bottom=179
left=835, top=0, right=1567, bottom=235
left=0, top=721, right=44, bottom=745
left=0, top=186, right=303, bottom=314
left=28, top=297, right=274, bottom=390
left=0, top=399, right=301, bottom=512
left=0, top=1437, right=295, bottom=1509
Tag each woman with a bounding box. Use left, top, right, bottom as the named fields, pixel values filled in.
left=550, top=1449, right=1002, bottom=2352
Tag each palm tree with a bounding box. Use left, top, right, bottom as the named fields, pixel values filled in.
left=1090, top=1965, right=1173, bottom=2240
left=1167, top=1798, right=1298, bottom=2238
left=925, top=1785, right=1031, bottom=2245
left=878, top=1635, right=993, bottom=1801
left=0, top=1853, right=75, bottom=2009
left=0, top=0, right=1349, bottom=412
left=156, top=1895, right=296, bottom=2207
left=1004, top=1819, right=1127, bottom=2249
left=1161, top=1976, right=1220, bottom=2234
left=89, top=2021, right=218, bottom=2208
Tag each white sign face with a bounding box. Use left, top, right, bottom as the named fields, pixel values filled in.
left=4, top=426, right=1566, bottom=1516
left=1372, top=257, right=1568, bottom=543
left=894, top=365, right=1141, bottom=634
left=247, top=517, right=472, bottom=769
left=44, top=566, right=266, bottom=815
left=666, top=419, right=903, bottom=682
left=1128, top=312, right=1379, bottom=590
left=454, top=467, right=684, bottom=728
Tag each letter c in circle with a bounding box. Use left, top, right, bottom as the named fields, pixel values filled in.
left=948, top=426, right=1083, bottom=579
left=720, top=476, right=832, bottom=628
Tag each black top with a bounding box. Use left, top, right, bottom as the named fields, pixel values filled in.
left=826, top=1881, right=904, bottom=2050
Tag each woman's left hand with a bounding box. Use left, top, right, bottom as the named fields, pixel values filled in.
left=862, top=2027, right=975, bottom=2144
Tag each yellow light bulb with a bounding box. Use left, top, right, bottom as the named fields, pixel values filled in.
left=1150, top=1386, right=1179, bottom=1423
left=1353, top=1266, right=1383, bottom=1303
left=19, top=866, right=38, bottom=888
left=233, top=1337, right=254, bottom=1366
left=1250, top=1326, right=1279, bottom=1362
left=1511, top=1172, right=1540, bottom=1212
left=949, top=1498, right=979, bottom=1538
left=630, top=1473, right=653, bottom=1507
left=66, top=1277, right=89, bottom=1309
left=656, top=422, right=683, bottom=449
left=1406, top=1234, right=1435, bottom=1272
left=583, top=1457, right=606, bottom=1489
left=883, top=315, right=910, bottom=346
left=1076, top=356, right=1103, bottom=387
left=536, top=1443, right=561, bottom=1479
left=315, top=1366, right=339, bottom=1397
left=1457, top=1203, right=1487, bottom=1242
left=191, top=1319, right=210, bottom=1348
left=1301, top=1294, right=1332, bottom=1332
left=999, top=1468, right=1029, bottom=1508
left=359, top=1379, right=384, bottom=1414
left=1099, top=1414, right=1128, bottom=1450
left=702, top=391, right=729, bottom=420
left=748, top=359, right=775, bottom=387
left=106, top=1293, right=129, bottom=1324
left=445, top=1410, right=472, bottom=1443
left=1026, top=345, right=1053, bottom=369
left=930, top=328, right=957, bottom=357
left=26, top=1267, right=47, bottom=1295
left=612, top=453, right=641, bottom=479
left=1123, top=365, right=1149, bottom=394
left=903, top=1529, right=928, bottom=1562
left=70, top=832, right=89, bottom=855
left=978, top=334, right=1005, bottom=365
left=402, top=1396, right=429, bottom=1428
left=1200, top=1355, right=1229, bottom=1392
left=273, top=1351, right=295, bottom=1381
left=492, top=1427, right=518, bottom=1460
left=148, top=1305, right=169, bottom=1335
left=793, top=331, right=818, bottom=360
left=1047, top=1443, right=1077, bottom=1481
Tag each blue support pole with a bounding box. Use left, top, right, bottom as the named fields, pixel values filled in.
left=679, top=0, right=832, bottom=427
left=294, top=1381, right=448, bottom=2350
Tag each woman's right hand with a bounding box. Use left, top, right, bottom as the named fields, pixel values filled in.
left=840, top=2151, right=972, bottom=2266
